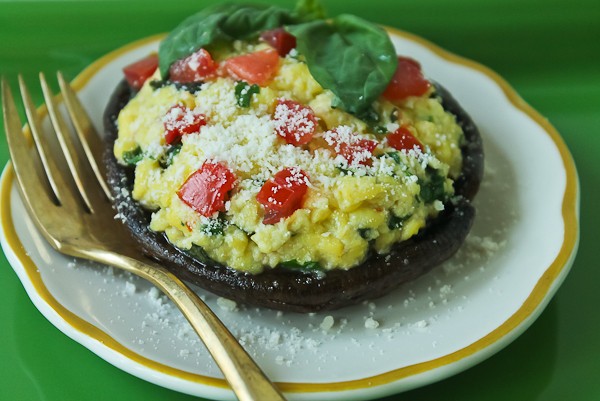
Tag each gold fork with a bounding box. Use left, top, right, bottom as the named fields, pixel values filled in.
left=1, top=72, right=286, bottom=401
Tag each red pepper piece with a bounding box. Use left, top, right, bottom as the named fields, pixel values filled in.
left=387, top=126, right=424, bottom=152
left=122, top=54, right=159, bottom=90
left=324, top=128, right=378, bottom=166
left=256, top=167, right=309, bottom=224
left=163, top=104, right=207, bottom=145
left=260, top=28, right=297, bottom=57
left=383, top=56, right=431, bottom=101
left=224, top=49, right=280, bottom=86
left=169, top=48, right=218, bottom=82
left=178, top=162, right=236, bottom=217
left=273, top=99, right=317, bottom=146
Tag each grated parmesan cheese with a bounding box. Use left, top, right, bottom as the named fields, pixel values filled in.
left=115, top=44, right=465, bottom=273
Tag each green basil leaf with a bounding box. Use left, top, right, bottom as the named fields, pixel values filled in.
left=158, top=3, right=298, bottom=78
left=288, top=14, right=397, bottom=115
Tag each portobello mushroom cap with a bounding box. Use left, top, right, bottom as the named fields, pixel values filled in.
left=103, top=80, right=484, bottom=312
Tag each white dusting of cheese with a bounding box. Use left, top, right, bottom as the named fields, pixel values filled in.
left=217, top=297, right=238, bottom=312
left=411, top=320, right=429, bottom=329
left=182, top=114, right=342, bottom=189
left=123, top=281, right=136, bottom=296
left=116, top=49, right=464, bottom=273
left=433, top=200, right=445, bottom=211
left=320, top=315, right=335, bottom=331
left=364, top=317, right=380, bottom=329
left=323, top=125, right=375, bottom=168
left=273, top=99, right=316, bottom=143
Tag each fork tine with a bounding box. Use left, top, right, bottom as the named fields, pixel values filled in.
left=18, top=75, right=63, bottom=205
left=58, top=72, right=113, bottom=202
left=40, top=72, right=97, bottom=213
left=2, top=77, right=37, bottom=183
left=2, top=77, right=76, bottom=245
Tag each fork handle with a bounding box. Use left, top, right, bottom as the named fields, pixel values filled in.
left=99, top=251, right=287, bottom=401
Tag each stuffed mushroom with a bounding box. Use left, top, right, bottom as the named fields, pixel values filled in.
left=103, top=1, right=483, bottom=312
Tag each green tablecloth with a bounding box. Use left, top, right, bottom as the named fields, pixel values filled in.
left=1, top=0, right=598, bottom=400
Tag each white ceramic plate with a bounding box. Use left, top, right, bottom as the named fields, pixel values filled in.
left=0, top=30, right=579, bottom=401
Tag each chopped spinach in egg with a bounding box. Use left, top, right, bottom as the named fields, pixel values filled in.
left=114, top=34, right=463, bottom=274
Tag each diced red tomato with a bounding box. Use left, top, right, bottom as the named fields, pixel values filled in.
left=260, top=28, right=297, bottom=57
left=256, top=167, right=309, bottom=224
left=224, top=49, right=280, bottom=86
left=324, top=128, right=378, bottom=166
left=163, top=104, right=208, bottom=145
left=273, top=99, right=318, bottom=146
left=122, top=54, right=159, bottom=90
left=177, top=162, right=236, bottom=217
left=169, top=48, right=218, bottom=82
left=383, top=56, right=431, bottom=101
left=387, top=126, right=424, bottom=152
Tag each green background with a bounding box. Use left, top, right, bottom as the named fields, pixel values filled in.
left=0, top=0, right=598, bottom=400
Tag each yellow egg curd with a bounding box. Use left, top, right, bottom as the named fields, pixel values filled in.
left=114, top=44, right=464, bottom=274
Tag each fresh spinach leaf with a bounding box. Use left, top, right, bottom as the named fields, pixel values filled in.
left=150, top=79, right=204, bottom=94
left=288, top=14, right=397, bottom=115
left=294, top=0, right=327, bottom=22
left=122, top=147, right=143, bottom=165
left=149, top=80, right=170, bottom=90
left=158, top=3, right=299, bottom=78
left=187, top=245, right=212, bottom=264
left=419, top=169, right=447, bottom=203
left=160, top=2, right=395, bottom=115
left=388, top=213, right=411, bottom=230
left=280, top=259, right=322, bottom=272
left=159, top=143, right=182, bottom=168
left=357, top=105, right=380, bottom=125
left=234, top=81, right=260, bottom=107
left=358, top=106, right=391, bottom=134
left=374, top=126, right=388, bottom=135
left=200, top=212, right=228, bottom=235
left=335, top=165, right=352, bottom=175
left=385, top=151, right=402, bottom=164
left=358, top=228, right=378, bottom=240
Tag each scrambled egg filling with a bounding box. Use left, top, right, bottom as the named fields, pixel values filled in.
left=114, top=46, right=464, bottom=274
